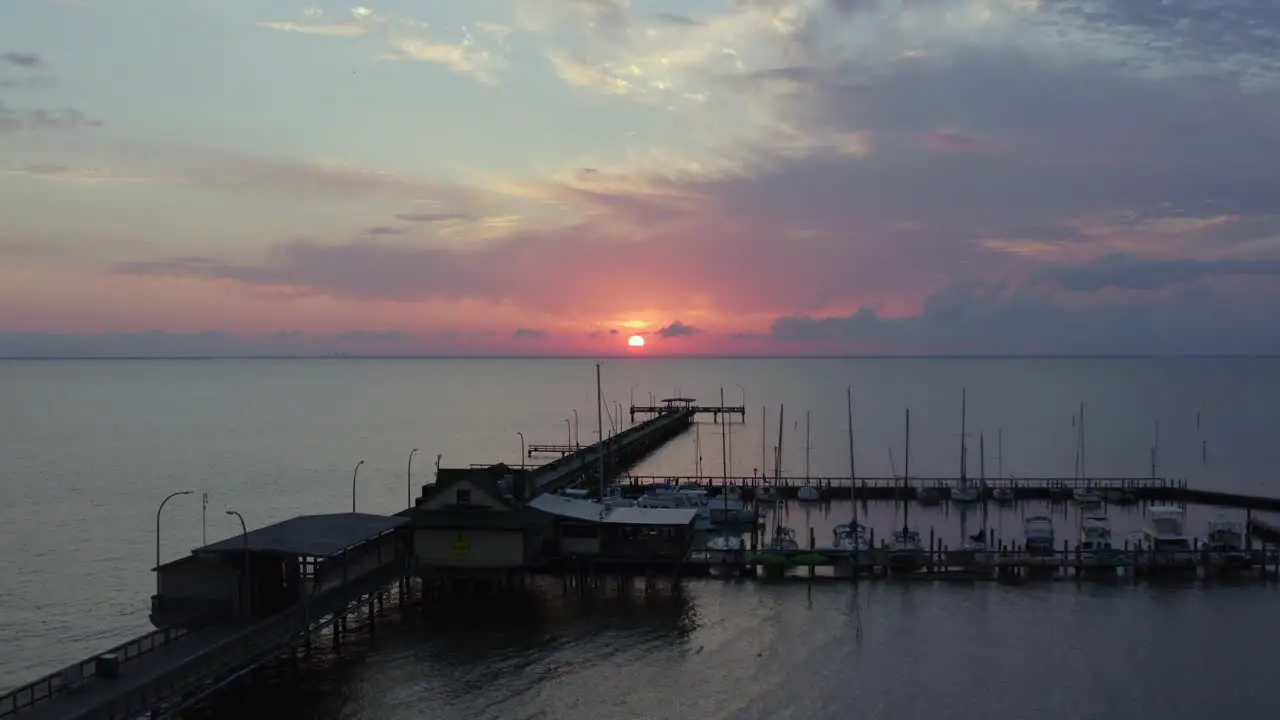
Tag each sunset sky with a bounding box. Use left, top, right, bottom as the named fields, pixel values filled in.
left=3, top=0, right=1279, bottom=356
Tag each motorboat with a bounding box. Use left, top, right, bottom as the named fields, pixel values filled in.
left=1202, top=516, right=1248, bottom=567
left=1024, top=515, right=1056, bottom=556
left=636, top=491, right=713, bottom=530
left=1141, top=505, right=1196, bottom=569
left=763, top=525, right=800, bottom=553
left=597, top=487, right=636, bottom=509
left=646, top=485, right=756, bottom=523
left=1079, top=515, right=1117, bottom=565
left=705, top=534, right=746, bottom=552
left=833, top=522, right=870, bottom=552
left=888, top=529, right=924, bottom=570
left=796, top=484, right=821, bottom=502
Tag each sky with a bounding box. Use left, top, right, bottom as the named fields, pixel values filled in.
left=2, top=0, right=1280, bottom=357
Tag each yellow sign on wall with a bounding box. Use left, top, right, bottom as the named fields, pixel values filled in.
left=452, top=534, right=470, bottom=557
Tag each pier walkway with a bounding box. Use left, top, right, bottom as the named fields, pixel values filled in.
left=528, top=408, right=694, bottom=496
left=1, top=514, right=409, bottom=720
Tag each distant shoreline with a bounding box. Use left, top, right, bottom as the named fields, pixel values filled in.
left=2, top=355, right=1277, bottom=361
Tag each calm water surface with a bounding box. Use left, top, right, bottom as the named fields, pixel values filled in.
left=2, top=358, right=1279, bottom=714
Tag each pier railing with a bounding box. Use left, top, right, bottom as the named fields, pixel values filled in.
left=626, top=475, right=1183, bottom=490
left=0, top=617, right=214, bottom=717
left=99, top=560, right=407, bottom=719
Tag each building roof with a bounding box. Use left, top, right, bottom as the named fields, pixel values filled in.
left=411, top=509, right=530, bottom=531
left=195, top=513, right=408, bottom=558
left=527, top=493, right=698, bottom=527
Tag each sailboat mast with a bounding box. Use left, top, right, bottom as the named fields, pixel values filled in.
left=847, top=387, right=857, bottom=525
left=979, top=432, right=987, bottom=538
left=775, top=405, right=785, bottom=483
left=903, top=408, right=911, bottom=534
left=720, top=387, right=728, bottom=483
left=805, top=409, right=811, bottom=481
left=998, top=428, right=1004, bottom=480
left=596, top=363, right=606, bottom=498
left=960, top=388, right=968, bottom=483
left=1151, top=419, right=1160, bottom=479
left=1079, top=402, right=1086, bottom=480
left=761, top=406, right=767, bottom=475
left=695, top=420, right=702, bottom=480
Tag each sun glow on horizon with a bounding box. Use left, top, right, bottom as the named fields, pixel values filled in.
left=628, top=334, right=645, bottom=347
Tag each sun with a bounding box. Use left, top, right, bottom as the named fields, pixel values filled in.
left=628, top=334, right=645, bottom=348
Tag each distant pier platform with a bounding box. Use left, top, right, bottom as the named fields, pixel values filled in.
left=630, top=397, right=745, bottom=423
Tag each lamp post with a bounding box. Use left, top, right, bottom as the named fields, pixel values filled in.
left=572, top=409, right=579, bottom=447
left=407, top=448, right=419, bottom=510
left=564, top=419, right=571, bottom=447
left=155, top=490, right=193, bottom=594
left=517, top=431, right=525, bottom=469
left=225, top=510, right=249, bottom=616
left=351, top=460, right=364, bottom=512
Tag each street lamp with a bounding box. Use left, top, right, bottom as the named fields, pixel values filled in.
left=572, top=409, right=579, bottom=447
left=517, top=431, right=525, bottom=469
left=407, top=448, right=419, bottom=510
left=564, top=418, right=571, bottom=447
left=155, top=490, right=193, bottom=594
left=225, top=510, right=249, bottom=616
left=351, top=460, right=364, bottom=513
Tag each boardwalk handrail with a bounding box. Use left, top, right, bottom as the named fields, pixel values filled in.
left=102, top=559, right=407, bottom=719
left=0, top=616, right=216, bottom=717
left=626, top=475, right=1177, bottom=488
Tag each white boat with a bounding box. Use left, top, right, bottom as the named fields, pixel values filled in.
left=764, top=525, right=800, bottom=553
left=1024, top=515, right=1056, bottom=556
left=888, top=529, right=924, bottom=569
left=796, top=412, right=820, bottom=502
left=1202, top=516, right=1249, bottom=567
left=796, top=484, right=821, bottom=502
left=705, top=534, right=745, bottom=552
left=597, top=487, right=636, bottom=508
left=636, top=491, right=713, bottom=530
left=833, top=522, right=870, bottom=552
left=951, top=485, right=979, bottom=503
left=1142, top=505, right=1196, bottom=568
left=991, top=486, right=1015, bottom=504
left=1079, top=515, right=1117, bottom=565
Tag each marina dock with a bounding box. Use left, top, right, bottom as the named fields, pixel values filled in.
left=5, top=394, right=1279, bottom=718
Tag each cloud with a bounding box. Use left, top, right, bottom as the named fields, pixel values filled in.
left=257, top=7, right=508, bottom=82
left=3, top=151, right=492, bottom=209
left=655, top=321, right=702, bottom=338
left=768, top=280, right=1280, bottom=355
left=512, top=328, right=547, bottom=339
left=256, top=7, right=383, bottom=36
left=41, top=0, right=1280, bottom=354
left=1040, top=254, right=1280, bottom=292
left=0, top=104, right=103, bottom=132
left=1, top=52, right=41, bottom=68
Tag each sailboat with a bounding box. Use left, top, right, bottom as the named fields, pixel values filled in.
left=888, top=408, right=925, bottom=570
left=1073, top=403, right=1102, bottom=506
left=706, top=389, right=750, bottom=553
left=763, top=405, right=800, bottom=554
left=797, top=410, right=821, bottom=501
left=834, top=387, right=870, bottom=552
left=960, top=433, right=989, bottom=556
left=952, top=389, right=979, bottom=504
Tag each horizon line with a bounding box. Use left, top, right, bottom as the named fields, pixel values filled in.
left=2, top=354, right=1278, bottom=361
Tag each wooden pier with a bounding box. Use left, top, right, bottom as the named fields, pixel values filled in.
left=0, top=515, right=410, bottom=720
left=629, top=397, right=746, bottom=423
left=526, top=443, right=578, bottom=457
